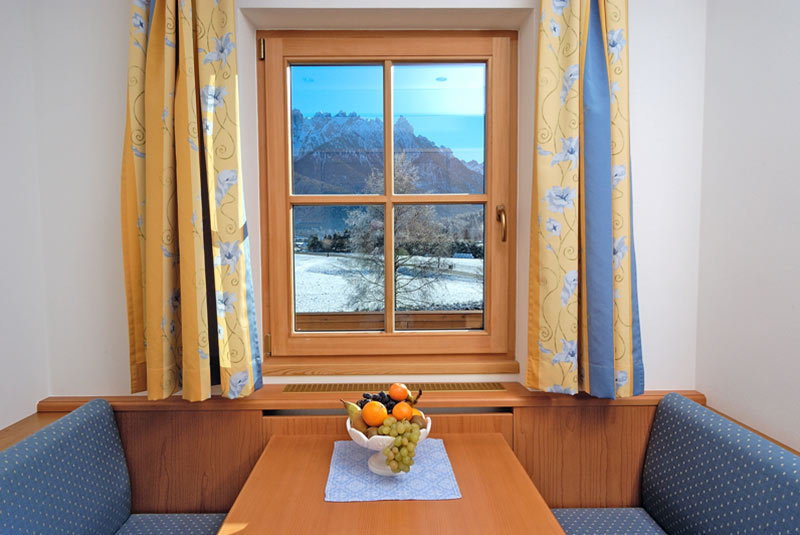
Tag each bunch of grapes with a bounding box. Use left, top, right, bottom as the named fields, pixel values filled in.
left=377, top=416, right=422, bottom=473
left=356, top=391, right=398, bottom=412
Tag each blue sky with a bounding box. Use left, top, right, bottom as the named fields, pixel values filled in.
left=291, top=64, right=486, bottom=163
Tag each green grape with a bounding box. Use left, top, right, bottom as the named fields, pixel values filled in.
left=377, top=414, right=423, bottom=473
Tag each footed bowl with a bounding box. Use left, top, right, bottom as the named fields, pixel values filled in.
left=346, top=416, right=431, bottom=476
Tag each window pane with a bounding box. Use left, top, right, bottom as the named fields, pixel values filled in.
left=393, top=64, right=486, bottom=195
left=394, top=204, right=484, bottom=330
left=290, top=65, right=384, bottom=195
left=293, top=205, right=385, bottom=332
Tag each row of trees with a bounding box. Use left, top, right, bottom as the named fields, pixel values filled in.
left=304, top=234, right=484, bottom=260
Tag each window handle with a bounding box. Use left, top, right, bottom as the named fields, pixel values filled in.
left=496, top=205, right=507, bottom=242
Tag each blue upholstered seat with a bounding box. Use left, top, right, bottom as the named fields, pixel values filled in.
left=554, top=393, right=800, bottom=535
left=0, top=399, right=229, bottom=534
left=642, top=393, right=800, bottom=534
left=116, top=514, right=226, bottom=534
left=0, top=398, right=131, bottom=534
left=553, top=507, right=666, bottom=534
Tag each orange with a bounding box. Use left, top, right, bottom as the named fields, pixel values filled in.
left=389, top=383, right=410, bottom=402
left=412, top=408, right=425, bottom=419
left=362, top=401, right=388, bottom=427
left=392, top=401, right=413, bottom=421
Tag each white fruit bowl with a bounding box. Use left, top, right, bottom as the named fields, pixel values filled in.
left=346, top=416, right=431, bottom=476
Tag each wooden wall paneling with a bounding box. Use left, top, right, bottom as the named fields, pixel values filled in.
left=513, top=406, right=656, bottom=508
left=263, top=415, right=349, bottom=440
left=264, top=412, right=514, bottom=447
left=428, top=413, right=513, bottom=447
left=115, top=410, right=266, bottom=513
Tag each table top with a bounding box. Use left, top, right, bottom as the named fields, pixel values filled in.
left=219, top=433, right=564, bottom=535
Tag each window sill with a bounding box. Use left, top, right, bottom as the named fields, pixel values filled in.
left=261, top=355, right=520, bottom=376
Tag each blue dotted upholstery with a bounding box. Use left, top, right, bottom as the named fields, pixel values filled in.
left=642, top=393, right=800, bottom=534
left=0, top=399, right=131, bottom=534
left=553, top=507, right=666, bottom=534
left=115, top=514, right=226, bottom=534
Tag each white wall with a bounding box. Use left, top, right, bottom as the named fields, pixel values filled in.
left=0, top=2, right=51, bottom=428
left=30, top=0, right=133, bottom=396
left=627, top=0, right=707, bottom=391
left=2, top=1, right=706, bottom=414
left=696, top=0, right=800, bottom=450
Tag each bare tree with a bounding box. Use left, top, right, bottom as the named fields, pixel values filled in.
left=345, top=154, right=451, bottom=311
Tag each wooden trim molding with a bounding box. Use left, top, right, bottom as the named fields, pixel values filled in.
left=706, top=406, right=799, bottom=456
left=0, top=413, right=68, bottom=453
left=296, top=311, right=485, bottom=332
left=261, top=355, right=520, bottom=376
left=36, top=386, right=705, bottom=413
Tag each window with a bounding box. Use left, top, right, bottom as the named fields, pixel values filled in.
left=258, top=31, right=518, bottom=374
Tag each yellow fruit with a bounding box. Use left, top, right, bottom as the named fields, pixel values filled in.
left=412, top=408, right=425, bottom=419
left=362, top=401, right=388, bottom=427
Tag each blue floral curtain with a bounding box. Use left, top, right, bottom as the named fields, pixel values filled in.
left=528, top=0, right=643, bottom=398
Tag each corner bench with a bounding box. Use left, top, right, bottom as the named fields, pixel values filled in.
left=0, top=399, right=225, bottom=534
left=553, top=393, right=800, bottom=534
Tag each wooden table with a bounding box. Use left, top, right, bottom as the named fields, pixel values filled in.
left=219, top=433, right=564, bottom=534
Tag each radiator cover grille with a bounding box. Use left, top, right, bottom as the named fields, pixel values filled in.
left=282, top=382, right=505, bottom=393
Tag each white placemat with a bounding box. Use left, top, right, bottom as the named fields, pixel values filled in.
left=324, top=438, right=461, bottom=502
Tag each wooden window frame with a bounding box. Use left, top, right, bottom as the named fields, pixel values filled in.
left=257, top=31, right=518, bottom=375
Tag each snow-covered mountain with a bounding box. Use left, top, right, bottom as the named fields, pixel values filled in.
left=291, top=110, right=484, bottom=195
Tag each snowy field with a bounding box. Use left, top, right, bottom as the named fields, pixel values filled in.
left=294, top=253, right=484, bottom=313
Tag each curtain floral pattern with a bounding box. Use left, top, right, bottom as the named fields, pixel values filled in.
left=528, top=0, right=643, bottom=398
left=121, top=0, right=262, bottom=400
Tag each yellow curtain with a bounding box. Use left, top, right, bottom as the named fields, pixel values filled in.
left=121, top=0, right=261, bottom=400
left=528, top=0, right=642, bottom=398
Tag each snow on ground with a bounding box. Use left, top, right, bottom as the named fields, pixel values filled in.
left=294, top=253, right=484, bottom=313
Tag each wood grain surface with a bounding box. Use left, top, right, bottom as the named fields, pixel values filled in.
left=115, top=410, right=265, bottom=513
left=219, top=433, right=564, bottom=535
left=264, top=412, right=514, bottom=447
left=36, top=385, right=706, bottom=412
left=0, top=412, right=67, bottom=453
left=514, top=405, right=657, bottom=508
